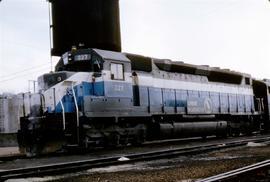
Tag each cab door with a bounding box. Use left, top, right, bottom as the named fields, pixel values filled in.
left=91, top=54, right=104, bottom=96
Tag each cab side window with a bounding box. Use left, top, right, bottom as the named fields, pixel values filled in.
left=111, top=63, right=124, bottom=80
left=92, top=54, right=103, bottom=72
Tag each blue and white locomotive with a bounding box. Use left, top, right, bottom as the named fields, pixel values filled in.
left=18, top=48, right=268, bottom=156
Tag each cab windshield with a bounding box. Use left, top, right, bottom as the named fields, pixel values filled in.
left=56, top=50, right=104, bottom=72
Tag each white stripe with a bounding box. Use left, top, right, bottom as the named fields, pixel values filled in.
left=43, top=72, right=93, bottom=111
left=42, top=72, right=131, bottom=111
left=136, top=75, right=253, bottom=96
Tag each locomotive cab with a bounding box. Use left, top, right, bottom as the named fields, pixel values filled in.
left=38, top=48, right=134, bottom=116
left=81, top=49, right=134, bottom=116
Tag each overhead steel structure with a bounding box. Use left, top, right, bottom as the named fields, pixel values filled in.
left=49, top=0, right=122, bottom=57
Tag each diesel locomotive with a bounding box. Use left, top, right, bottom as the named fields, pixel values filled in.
left=17, top=48, right=270, bottom=156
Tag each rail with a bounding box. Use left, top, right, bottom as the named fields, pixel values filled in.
left=197, top=159, right=270, bottom=182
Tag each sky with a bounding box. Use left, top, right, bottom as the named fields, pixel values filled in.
left=1, top=0, right=270, bottom=93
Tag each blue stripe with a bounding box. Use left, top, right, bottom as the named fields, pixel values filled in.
left=52, top=81, right=105, bottom=113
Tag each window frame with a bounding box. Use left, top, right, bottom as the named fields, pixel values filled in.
left=245, top=77, right=251, bottom=85
left=110, top=62, right=125, bottom=81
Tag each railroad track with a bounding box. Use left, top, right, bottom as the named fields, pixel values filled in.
left=0, top=136, right=269, bottom=180
left=197, top=159, right=270, bottom=182
left=0, top=134, right=266, bottom=163
left=0, top=137, right=205, bottom=164
left=0, top=136, right=236, bottom=164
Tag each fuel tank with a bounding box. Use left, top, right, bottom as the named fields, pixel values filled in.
left=49, top=0, right=121, bottom=56
left=159, top=121, right=228, bottom=138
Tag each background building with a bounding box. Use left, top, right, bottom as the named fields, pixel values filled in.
left=0, top=93, right=21, bottom=146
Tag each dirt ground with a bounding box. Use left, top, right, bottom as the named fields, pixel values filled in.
left=52, top=143, right=270, bottom=182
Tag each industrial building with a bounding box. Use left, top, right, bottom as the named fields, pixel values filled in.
left=0, top=94, right=21, bottom=146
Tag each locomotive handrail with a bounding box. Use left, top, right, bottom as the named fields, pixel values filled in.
left=71, top=82, right=80, bottom=143
left=71, top=82, right=79, bottom=128
left=261, top=98, right=265, bottom=112
left=57, top=92, right=66, bottom=130
left=40, top=93, right=46, bottom=115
